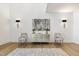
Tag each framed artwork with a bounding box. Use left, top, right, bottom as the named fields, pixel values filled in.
left=32, top=19, right=50, bottom=31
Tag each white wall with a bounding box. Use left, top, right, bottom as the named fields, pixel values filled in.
left=9, top=3, right=49, bottom=42
left=9, top=3, right=73, bottom=43
left=48, top=13, right=73, bottom=43
left=0, top=3, right=73, bottom=44
left=73, top=11, right=79, bottom=44
left=0, top=4, right=10, bottom=45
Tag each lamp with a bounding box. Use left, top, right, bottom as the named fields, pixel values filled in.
left=62, top=19, right=67, bottom=29
left=62, top=20, right=67, bottom=22
left=16, top=17, right=21, bottom=47
left=16, top=17, right=21, bottom=29
left=16, top=20, right=20, bottom=22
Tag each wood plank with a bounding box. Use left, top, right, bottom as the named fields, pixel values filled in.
left=0, top=42, right=79, bottom=56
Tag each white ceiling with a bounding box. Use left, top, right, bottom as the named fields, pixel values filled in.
left=47, top=3, right=79, bottom=13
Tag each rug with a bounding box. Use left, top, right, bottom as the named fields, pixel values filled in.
left=7, top=48, right=68, bottom=56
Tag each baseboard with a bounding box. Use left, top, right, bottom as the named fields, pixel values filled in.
left=32, top=42, right=49, bottom=44
left=0, top=42, right=9, bottom=45
left=73, top=42, right=79, bottom=45
left=10, top=42, right=73, bottom=44
left=0, top=42, right=74, bottom=46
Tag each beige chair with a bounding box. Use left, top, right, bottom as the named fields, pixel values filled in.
left=54, top=33, right=64, bottom=44
left=18, top=33, right=28, bottom=47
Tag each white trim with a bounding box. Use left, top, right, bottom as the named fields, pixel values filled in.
left=74, top=42, right=79, bottom=45
left=0, top=41, right=9, bottom=45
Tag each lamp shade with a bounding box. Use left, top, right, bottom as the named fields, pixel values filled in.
left=62, top=20, right=67, bottom=22
left=16, top=20, right=20, bottom=22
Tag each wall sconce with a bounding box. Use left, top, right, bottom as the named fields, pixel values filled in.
left=62, top=20, right=67, bottom=29
left=16, top=18, right=21, bottom=29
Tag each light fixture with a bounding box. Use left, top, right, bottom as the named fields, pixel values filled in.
left=16, top=17, right=21, bottom=29
left=62, top=19, right=67, bottom=29
left=16, top=20, right=20, bottom=22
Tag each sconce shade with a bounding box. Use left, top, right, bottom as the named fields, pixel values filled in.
left=62, top=20, right=67, bottom=22
left=16, top=20, right=20, bottom=22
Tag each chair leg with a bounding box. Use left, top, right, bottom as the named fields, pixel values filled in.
left=60, top=40, right=63, bottom=45
left=55, top=40, right=56, bottom=44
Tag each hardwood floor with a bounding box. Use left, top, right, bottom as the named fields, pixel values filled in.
left=0, top=42, right=79, bottom=56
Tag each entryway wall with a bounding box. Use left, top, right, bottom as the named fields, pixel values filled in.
left=9, top=3, right=73, bottom=43
left=73, top=11, right=79, bottom=44
left=0, top=4, right=10, bottom=45
left=0, top=3, right=73, bottom=45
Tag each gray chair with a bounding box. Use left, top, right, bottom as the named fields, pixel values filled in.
left=54, top=33, right=64, bottom=44
left=18, top=33, right=28, bottom=47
